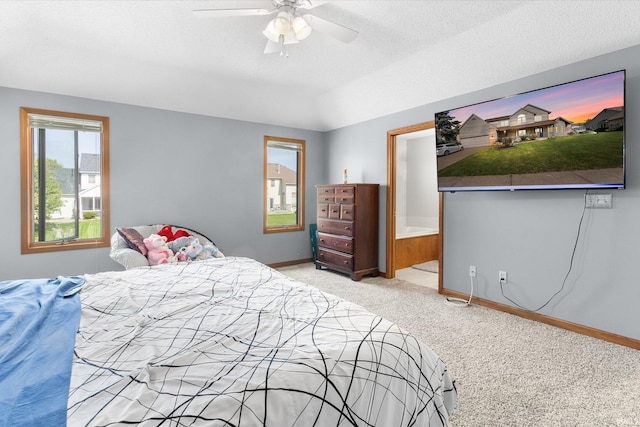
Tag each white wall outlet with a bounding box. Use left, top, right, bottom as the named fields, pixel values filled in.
left=469, top=265, right=476, bottom=277
left=499, top=271, right=507, bottom=285
left=585, top=193, right=612, bottom=209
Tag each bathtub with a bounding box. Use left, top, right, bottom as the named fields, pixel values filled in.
left=394, top=217, right=440, bottom=270
left=396, top=225, right=438, bottom=239
left=396, top=216, right=439, bottom=239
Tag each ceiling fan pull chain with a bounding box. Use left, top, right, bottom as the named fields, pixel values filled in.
left=279, top=34, right=289, bottom=58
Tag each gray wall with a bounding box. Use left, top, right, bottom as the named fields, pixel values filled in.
left=0, top=88, right=325, bottom=280
left=325, top=44, right=640, bottom=340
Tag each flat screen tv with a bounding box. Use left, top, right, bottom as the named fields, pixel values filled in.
left=435, top=69, right=625, bottom=192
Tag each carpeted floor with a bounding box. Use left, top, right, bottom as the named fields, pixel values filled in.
left=277, top=263, right=640, bottom=427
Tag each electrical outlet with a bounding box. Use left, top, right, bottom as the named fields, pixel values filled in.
left=469, top=265, right=476, bottom=278
left=499, top=271, right=507, bottom=285
left=585, top=193, right=612, bottom=209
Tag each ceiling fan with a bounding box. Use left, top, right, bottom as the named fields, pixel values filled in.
left=193, top=0, right=358, bottom=56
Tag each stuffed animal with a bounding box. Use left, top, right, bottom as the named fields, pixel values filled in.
left=175, top=247, right=188, bottom=262
left=144, top=233, right=175, bottom=265
left=203, top=241, right=224, bottom=258
left=184, top=238, right=212, bottom=261
left=167, top=236, right=194, bottom=255
left=158, top=225, right=191, bottom=242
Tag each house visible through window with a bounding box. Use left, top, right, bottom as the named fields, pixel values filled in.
left=20, top=107, right=110, bottom=253
left=264, top=136, right=305, bottom=233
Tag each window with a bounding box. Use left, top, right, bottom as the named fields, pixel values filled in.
left=264, top=136, right=305, bottom=233
left=20, top=107, right=110, bottom=253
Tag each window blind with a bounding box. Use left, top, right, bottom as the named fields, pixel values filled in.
left=267, top=140, right=302, bottom=151
left=28, top=114, right=102, bottom=132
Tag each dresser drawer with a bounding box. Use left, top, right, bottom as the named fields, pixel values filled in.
left=317, top=186, right=335, bottom=203
left=317, top=219, right=354, bottom=237
left=318, top=186, right=335, bottom=195
left=318, top=203, right=329, bottom=218
left=317, top=248, right=353, bottom=270
left=335, top=186, right=354, bottom=203
left=318, top=194, right=335, bottom=203
left=340, top=204, right=355, bottom=220
left=335, top=186, right=354, bottom=195
left=335, top=194, right=354, bottom=203
left=328, top=204, right=341, bottom=219
left=317, top=232, right=354, bottom=254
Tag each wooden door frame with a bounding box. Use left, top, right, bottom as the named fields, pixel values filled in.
left=386, top=121, right=443, bottom=291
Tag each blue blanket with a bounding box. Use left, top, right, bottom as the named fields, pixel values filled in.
left=0, top=276, right=83, bottom=427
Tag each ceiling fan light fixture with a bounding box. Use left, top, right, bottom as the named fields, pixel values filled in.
left=194, top=2, right=359, bottom=57
left=291, top=16, right=311, bottom=40
left=263, top=19, right=280, bottom=43
left=273, top=11, right=292, bottom=34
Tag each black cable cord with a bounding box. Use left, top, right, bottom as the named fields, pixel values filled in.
left=500, top=191, right=588, bottom=312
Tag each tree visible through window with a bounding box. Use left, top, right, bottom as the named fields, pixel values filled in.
left=264, top=136, right=305, bottom=233
left=20, top=107, right=110, bottom=253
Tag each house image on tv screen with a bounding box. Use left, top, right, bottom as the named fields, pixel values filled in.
left=456, top=103, right=624, bottom=149
left=585, top=106, right=624, bottom=132
left=458, top=104, right=574, bottom=148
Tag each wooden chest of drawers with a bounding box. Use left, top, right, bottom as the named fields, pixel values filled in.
left=315, top=184, right=379, bottom=281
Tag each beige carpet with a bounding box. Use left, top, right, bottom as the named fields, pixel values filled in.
left=277, top=263, right=640, bottom=427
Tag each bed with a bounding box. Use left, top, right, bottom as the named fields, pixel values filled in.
left=2, top=256, right=457, bottom=426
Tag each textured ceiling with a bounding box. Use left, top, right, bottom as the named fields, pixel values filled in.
left=2, top=1, right=640, bottom=131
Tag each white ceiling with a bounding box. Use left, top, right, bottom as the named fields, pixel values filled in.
left=2, top=1, right=640, bottom=131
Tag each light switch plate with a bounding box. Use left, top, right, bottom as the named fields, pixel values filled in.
left=585, top=193, right=612, bottom=209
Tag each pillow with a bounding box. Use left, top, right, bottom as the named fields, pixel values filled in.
left=116, top=227, right=147, bottom=255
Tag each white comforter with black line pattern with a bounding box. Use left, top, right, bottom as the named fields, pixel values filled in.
left=68, top=257, right=457, bottom=426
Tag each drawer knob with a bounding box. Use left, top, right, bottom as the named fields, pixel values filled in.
left=344, top=226, right=350, bottom=230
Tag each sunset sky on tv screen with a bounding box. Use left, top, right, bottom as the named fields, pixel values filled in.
left=450, top=71, right=624, bottom=124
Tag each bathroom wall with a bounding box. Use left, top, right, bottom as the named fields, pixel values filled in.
left=397, top=128, right=439, bottom=231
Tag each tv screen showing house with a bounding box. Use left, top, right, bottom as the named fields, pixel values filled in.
left=435, top=70, right=625, bottom=192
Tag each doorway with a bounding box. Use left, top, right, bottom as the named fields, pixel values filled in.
left=386, top=121, right=443, bottom=291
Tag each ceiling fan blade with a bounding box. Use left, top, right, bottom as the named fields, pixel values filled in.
left=264, top=40, right=280, bottom=54
left=193, top=0, right=276, bottom=18
left=296, top=0, right=328, bottom=9
left=193, top=8, right=272, bottom=17
left=303, top=14, right=358, bottom=43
